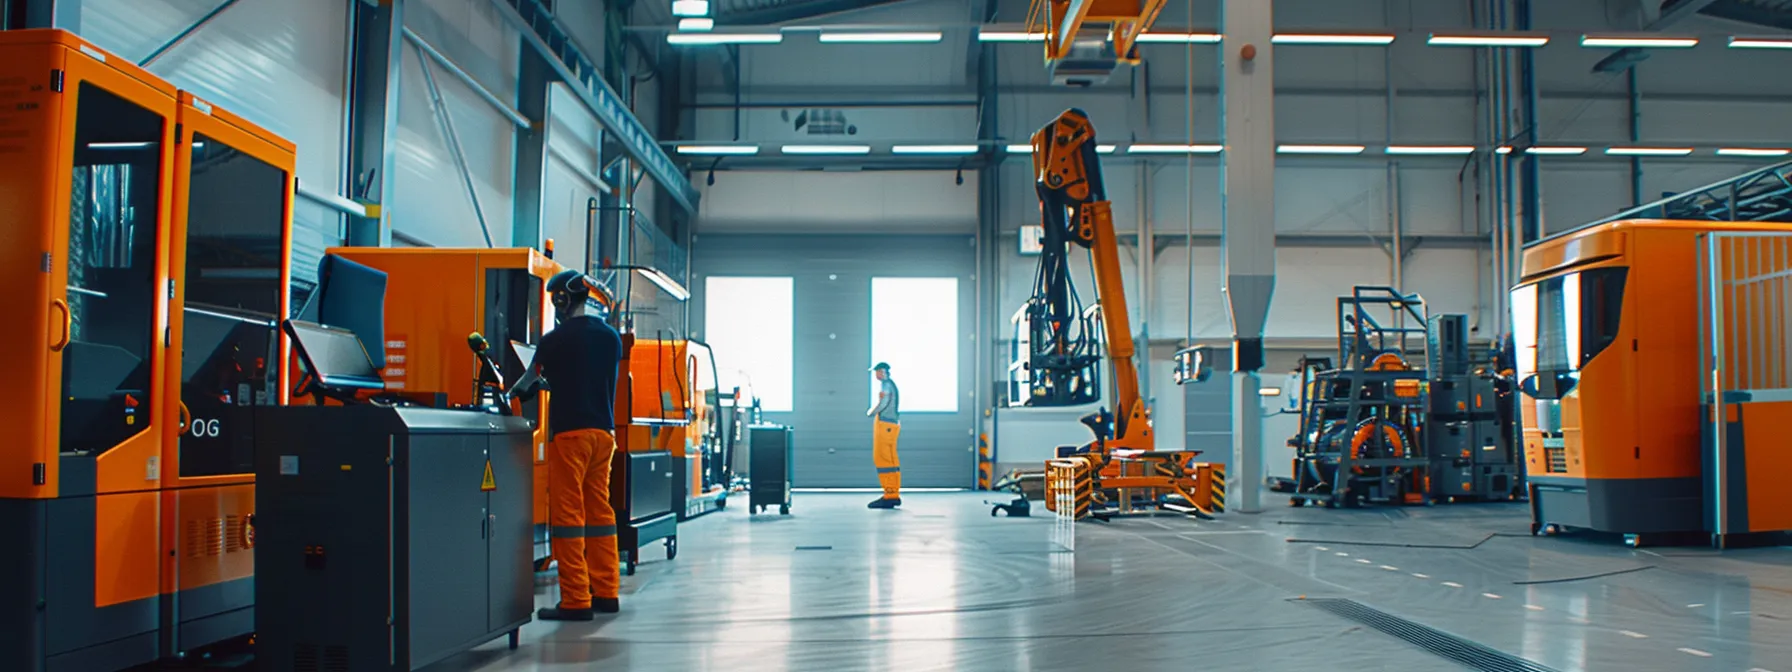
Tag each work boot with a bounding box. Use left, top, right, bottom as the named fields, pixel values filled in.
left=596, top=598, right=620, bottom=613
left=538, top=604, right=594, bottom=621
left=867, top=497, right=901, bottom=509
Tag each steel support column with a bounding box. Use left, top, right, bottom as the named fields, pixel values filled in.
left=512, top=46, right=552, bottom=251
left=346, top=0, right=404, bottom=247
left=1221, top=0, right=1274, bottom=514
left=975, top=12, right=1001, bottom=472
left=1518, top=0, right=1541, bottom=243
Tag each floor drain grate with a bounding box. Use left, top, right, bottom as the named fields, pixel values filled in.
left=795, top=546, right=833, bottom=551
left=1297, top=598, right=1558, bottom=672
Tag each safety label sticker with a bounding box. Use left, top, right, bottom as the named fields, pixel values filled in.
left=481, top=460, right=497, bottom=492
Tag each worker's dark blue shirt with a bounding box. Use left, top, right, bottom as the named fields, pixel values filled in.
left=536, top=314, right=623, bottom=435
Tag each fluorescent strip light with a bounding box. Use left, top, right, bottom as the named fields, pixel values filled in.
left=1428, top=34, right=1549, bottom=47
left=1272, top=34, right=1395, bottom=45
left=1606, top=147, right=1694, bottom=156
left=87, top=141, right=154, bottom=149
left=634, top=267, right=691, bottom=302
left=672, top=0, right=709, bottom=17
left=1385, top=145, right=1476, bottom=155
left=1526, top=146, right=1588, bottom=155
left=978, top=31, right=1044, bottom=42
left=1128, top=144, right=1224, bottom=154
left=676, top=145, right=759, bottom=155
left=667, top=33, right=782, bottom=45
left=1006, top=144, right=1032, bottom=153
left=1495, top=146, right=1514, bottom=155
left=781, top=145, right=872, bottom=155
left=1717, top=148, right=1792, bottom=157
left=1136, top=32, right=1224, bottom=44
left=1097, top=144, right=1117, bottom=154
left=1278, top=144, right=1366, bottom=155
left=819, top=31, right=943, bottom=43
left=891, top=144, right=979, bottom=154
left=1729, top=37, right=1792, bottom=49
left=1581, top=35, right=1698, bottom=48
left=677, top=17, right=714, bottom=31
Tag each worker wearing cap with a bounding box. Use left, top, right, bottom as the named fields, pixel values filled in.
left=514, top=269, right=624, bottom=620
left=867, top=362, right=902, bottom=509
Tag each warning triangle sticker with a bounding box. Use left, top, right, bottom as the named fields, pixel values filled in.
left=481, top=460, right=497, bottom=492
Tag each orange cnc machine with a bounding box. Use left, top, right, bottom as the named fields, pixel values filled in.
left=323, top=247, right=572, bottom=562
left=1517, top=219, right=1792, bottom=545
left=0, top=29, right=294, bottom=671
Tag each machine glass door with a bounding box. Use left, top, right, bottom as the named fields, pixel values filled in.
left=169, top=109, right=292, bottom=480
left=55, top=75, right=173, bottom=488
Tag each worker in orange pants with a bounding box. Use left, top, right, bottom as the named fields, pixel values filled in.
left=515, top=270, right=625, bottom=620
left=868, top=362, right=902, bottom=509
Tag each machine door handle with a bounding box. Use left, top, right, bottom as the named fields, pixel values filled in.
left=49, top=298, right=70, bottom=352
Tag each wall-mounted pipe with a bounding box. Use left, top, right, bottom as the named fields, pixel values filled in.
left=1518, top=0, right=1541, bottom=243
left=415, top=44, right=497, bottom=247
left=139, top=0, right=243, bottom=67
left=1629, top=67, right=1644, bottom=207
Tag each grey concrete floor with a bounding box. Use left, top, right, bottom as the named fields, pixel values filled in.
left=423, top=492, right=1792, bottom=672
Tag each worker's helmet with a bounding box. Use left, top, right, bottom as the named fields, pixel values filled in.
left=870, top=362, right=891, bottom=373
left=546, top=269, right=591, bottom=316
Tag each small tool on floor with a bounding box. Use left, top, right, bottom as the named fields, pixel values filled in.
left=988, top=496, right=1031, bottom=517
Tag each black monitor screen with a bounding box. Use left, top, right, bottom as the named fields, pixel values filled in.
left=286, top=320, right=383, bottom=389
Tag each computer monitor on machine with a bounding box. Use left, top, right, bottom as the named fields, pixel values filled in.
left=284, top=320, right=386, bottom=403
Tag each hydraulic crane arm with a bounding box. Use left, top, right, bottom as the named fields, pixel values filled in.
left=1021, top=108, right=1152, bottom=453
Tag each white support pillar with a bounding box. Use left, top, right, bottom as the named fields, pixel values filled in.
left=1221, top=0, right=1275, bottom=514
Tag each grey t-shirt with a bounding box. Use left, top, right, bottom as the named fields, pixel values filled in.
left=874, top=378, right=900, bottom=423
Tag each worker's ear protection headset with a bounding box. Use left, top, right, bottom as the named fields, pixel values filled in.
left=546, top=269, right=591, bottom=321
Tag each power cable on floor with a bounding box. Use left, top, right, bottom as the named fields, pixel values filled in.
left=1510, top=565, right=1655, bottom=586
left=1284, top=532, right=1530, bottom=550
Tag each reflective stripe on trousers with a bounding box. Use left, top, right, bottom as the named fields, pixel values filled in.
left=873, top=419, right=902, bottom=499
left=549, top=428, right=619, bottom=608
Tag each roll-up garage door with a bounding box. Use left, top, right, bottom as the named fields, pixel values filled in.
left=693, top=234, right=978, bottom=488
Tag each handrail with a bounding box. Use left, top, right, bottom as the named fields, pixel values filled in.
left=1533, top=159, right=1792, bottom=248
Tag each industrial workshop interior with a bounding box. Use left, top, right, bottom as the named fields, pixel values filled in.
left=14, top=0, right=1792, bottom=670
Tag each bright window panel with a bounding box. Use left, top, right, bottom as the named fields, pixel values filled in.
left=704, top=277, right=794, bottom=412
left=871, top=277, right=959, bottom=412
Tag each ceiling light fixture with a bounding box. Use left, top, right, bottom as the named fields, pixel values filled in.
left=667, top=32, right=782, bottom=45
left=1385, top=145, right=1477, bottom=155
left=1729, top=37, right=1792, bottom=49
left=677, top=17, right=714, bottom=31
left=1128, top=144, right=1224, bottom=154
left=1605, top=147, right=1694, bottom=156
left=1278, top=144, right=1367, bottom=155
left=675, top=145, right=759, bottom=155
left=1580, top=35, right=1698, bottom=48
left=1006, top=144, right=1033, bottom=153
left=1136, top=32, right=1224, bottom=43
left=1495, top=146, right=1514, bottom=154
left=891, top=144, right=979, bottom=154
left=1717, top=148, right=1792, bottom=157
left=1427, top=33, right=1549, bottom=47
left=819, top=31, right=943, bottom=43
left=978, top=30, right=1044, bottom=42
left=1272, top=34, right=1395, bottom=45
left=782, top=145, right=872, bottom=155
left=671, top=0, right=710, bottom=17
left=1526, top=146, right=1589, bottom=155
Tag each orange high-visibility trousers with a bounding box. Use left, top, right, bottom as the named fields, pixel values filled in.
left=549, top=428, right=619, bottom=609
left=873, top=419, right=902, bottom=499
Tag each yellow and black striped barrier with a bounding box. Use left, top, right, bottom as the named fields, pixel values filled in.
left=1210, top=464, right=1227, bottom=513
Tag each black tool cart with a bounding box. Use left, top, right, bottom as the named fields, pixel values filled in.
left=614, top=446, right=678, bottom=575
left=748, top=424, right=794, bottom=515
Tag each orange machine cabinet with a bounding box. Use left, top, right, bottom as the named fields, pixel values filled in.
left=1517, top=219, right=1792, bottom=540
left=325, top=247, right=567, bottom=529
left=159, top=90, right=295, bottom=655
left=0, top=29, right=290, bottom=672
